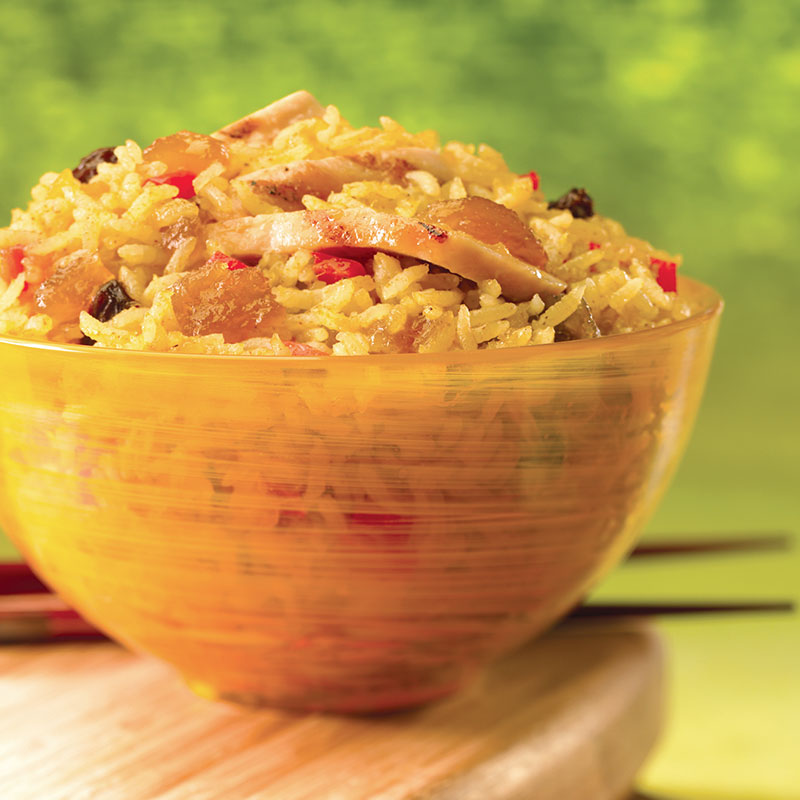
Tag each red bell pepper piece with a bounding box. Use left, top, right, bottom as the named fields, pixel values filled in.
left=280, top=509, right=309, bottom=522
left=265, top=482, right=304, bottom=497
left=312, top=247, right=377, bottom=262
left=527, top=171, right=540, bottom=191
left=284, top=340, right=326, bottom=357
left=311, top=252, right=367, bottom=284
left=268, top=482, right=310, bottom=524
left=588, top=241, right=601, bottom=250
left=651, top=258, right=677, bottom=293
left=345, top=511, right=414, bottom=548
left=208, top=251, right=249, bottom=271
left=346, top=512, right=414, bottom=527
left=0, top=245, right=25, bottom=283
left=0, top=245, right=30, bottom=293
left=145, top=170, right=197, bottom=199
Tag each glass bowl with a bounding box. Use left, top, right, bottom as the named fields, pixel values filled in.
left=0, top=278, right=722, bottom=712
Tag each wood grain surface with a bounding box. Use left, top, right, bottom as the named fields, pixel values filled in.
left=0, top=621, right=663, bottom=800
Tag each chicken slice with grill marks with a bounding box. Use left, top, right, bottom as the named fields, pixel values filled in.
left=344, top=148, right=455, bottom=183
left=238, top=157, right=385, bottom=211
left=207, top=205, right=566, bottom=301
left=237, top=149, right=456, bottom=210
left=419, top=197, right=547, bottom=270
left=212, top=91, right=326, bottom=147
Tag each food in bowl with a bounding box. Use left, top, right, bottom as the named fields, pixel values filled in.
left=0, top=91, right=693, bottom=355
left=0, top=94, right=722, bottom=712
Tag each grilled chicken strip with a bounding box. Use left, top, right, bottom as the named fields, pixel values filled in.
left=239, top=150, right=456, bottom=210
left=238, top=158, right=386, bottom=211
left=208, top=207, right=566, bottom=300
left=213, top=91, right=325, bottom=146
left=420, top=197, right=547, bottom=269
left=346, top=148, right=456, bottom=183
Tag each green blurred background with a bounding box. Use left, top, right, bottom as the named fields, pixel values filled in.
left=0, top=0, right=797, bottom=797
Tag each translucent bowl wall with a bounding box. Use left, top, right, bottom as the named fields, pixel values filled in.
left=0, top=278, right=722, bottom=711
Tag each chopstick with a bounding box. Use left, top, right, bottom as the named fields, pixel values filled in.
left=1, top=532, right=794, bottom=644
left=0, top=596, right=793, bottom=645
left=0, top=593, right=107, bottom=643
left=629, top=531, right=792, bottom=558
left=2, top=531, right=793, bottom=597
left=0, top=562, right=51, bottom=595
left=0, top=591, right=794, bottom=645
left=572, top=600, right=795, bottom=618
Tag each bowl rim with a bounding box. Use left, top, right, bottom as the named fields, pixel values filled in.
left=0, top=276, right=722, bottom=367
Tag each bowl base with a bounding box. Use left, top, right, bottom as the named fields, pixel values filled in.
left=183, top=674, right=466, bottom=714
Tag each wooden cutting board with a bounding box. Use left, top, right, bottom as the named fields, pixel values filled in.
left=0, top=621, right=662, bottom=800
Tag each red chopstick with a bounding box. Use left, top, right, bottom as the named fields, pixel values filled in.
left=2, top=532, right=792, bottom=597
left=0, top=593, right=107, bottom=643
left=0, top=596, right=793, bottom=645
left=1, top=534, right=795, bottom=645
left=0, top=562, right=51, bottom=595
left=0, top=590, right=794, bottom=646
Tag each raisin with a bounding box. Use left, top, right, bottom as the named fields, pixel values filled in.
left=72, top=147, right=118, bottom=183
left=88, top=279, right=137, bottom=322
left=78, top=279, right=137, bottom=346
left=34, top=250, right=113, bottom=324
left=422, top=196, right=547, bottom=266
left=143, top=131, right=230, bottom=174
left=539, top=294, right=601, bottom=342
left=365, top=317, right=416, bottom=353
left=160, top=217, right=199, bottom=252
left=548, top=188, right=594, bottom=219
left=171, top=258, right=286, bottom=343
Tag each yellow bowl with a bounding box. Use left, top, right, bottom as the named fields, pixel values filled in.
left=0, top=278, right=722, bottom=712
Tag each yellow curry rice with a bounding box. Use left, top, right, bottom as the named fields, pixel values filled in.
left=0, top=91, right=692, bottom=355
